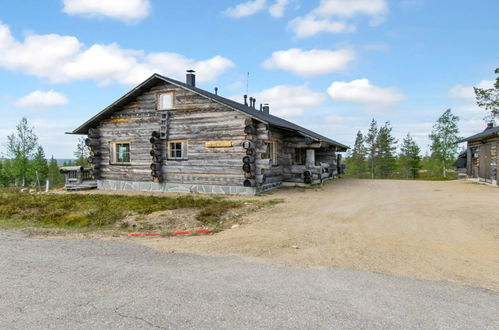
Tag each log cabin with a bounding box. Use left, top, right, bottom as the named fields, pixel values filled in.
left=458, top=122, right=498, bottom=185
left=69, top=71, right=348, bottom=194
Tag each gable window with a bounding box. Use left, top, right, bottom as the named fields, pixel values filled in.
left=110, top=142, right=131, bottom=164
left=264, top=140, right=278, bottom=166
left=158, top=91, right=174, bottom=110
left=168, top=140, right=188, bottom=160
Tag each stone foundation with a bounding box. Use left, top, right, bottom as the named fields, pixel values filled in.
left=97, top=180, right=281, bottom=195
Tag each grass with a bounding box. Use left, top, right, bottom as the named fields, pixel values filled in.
left=0, top=191, right=251, bottom=232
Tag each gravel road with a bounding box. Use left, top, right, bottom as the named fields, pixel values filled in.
left=0, top=231, right=497, bottom=329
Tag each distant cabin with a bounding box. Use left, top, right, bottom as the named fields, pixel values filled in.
left=458, top=122, right=498, bottom=185
left=70, top=71, right=348, bottom=194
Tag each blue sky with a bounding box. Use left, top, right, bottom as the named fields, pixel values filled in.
left=0, top=0, right=497, bottom=158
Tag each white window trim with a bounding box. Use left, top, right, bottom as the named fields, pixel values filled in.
left=167, top=140, right=188, bottom=160
left=109, top=141, right=131, bottom=165
left=157, top=91, right=175, bottom=110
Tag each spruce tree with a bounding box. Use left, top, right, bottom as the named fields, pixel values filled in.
left=399, top=133, right=421, bottom=179
left=47, top=156, right=62, bottom=187
left=365, top=119, right=378, bottom=179
left=349, top=130, right=367, bottom=177
left=375, top=122, right=397, bottom=178
left=31, top=146, right=49, bottom=184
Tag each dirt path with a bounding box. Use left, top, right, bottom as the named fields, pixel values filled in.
left=128, top=179, right=499, bottom=291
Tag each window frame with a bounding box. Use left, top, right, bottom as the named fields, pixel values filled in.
left=167, top=140, right=188, bottom=160
left=294, top=148, right=306, bottom=165
left=264, top=140, right=278, bottom=166
left=157, top=91, right=175, bottom=111
left=109, top=141, right=131, bottom=165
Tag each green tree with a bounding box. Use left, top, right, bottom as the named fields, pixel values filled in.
left=365, top=119, right=378, bottom=179
left=47, top=156, right=62, bottom=187
left=375, top=122, right=397, bottom=178
left=399, top=133, right=421, bottom=179
left=7, top=117, right=38, bottom=185
left=474, top=68, right=499, bottom=119
left=73, top=136, right=89, bottom=167
left=31, top=146, right=49, bottom=185
left=429, top=109, right=461, bottom=177
left=348, top=130, right=367, bottom=177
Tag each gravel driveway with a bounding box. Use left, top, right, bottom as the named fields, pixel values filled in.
left=0, top=231, right=497, bottom=329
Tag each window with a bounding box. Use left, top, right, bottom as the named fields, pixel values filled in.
left=294, top=148, right=306, bottom=165
left=158, top=92, right=174, bottom=110
left=110, top=142, right=131, bottom=164
left=264, top=140, right=278, bottom=166
left=168, top=140, right=187, bottom=160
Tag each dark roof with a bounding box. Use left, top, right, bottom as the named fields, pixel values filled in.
left=71, top=73, right=348, bottom=151
left=458, top=126, right=499, bottom=143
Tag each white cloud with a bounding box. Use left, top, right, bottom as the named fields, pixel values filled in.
left=450, top=80, right=494, bottom=100
left=232, top=85, right=326, bottom=117
left=324, top=114, right=343, bottom=124
left=327, top=78, right=405, bottom=114
left=223, top=0, right=267, bottom=18
left=288, top=15, right=355, bottom=39
left=289, top=0, right=388, bottom=38
left=0, top=22, right=234, bottom=85
left=313, top=0, right=388, bottom=24
left=269, top=0, right=290, bottom=17
left=14, top=90, right=69, bottom=108
left=263, top=48, right=356, bottom=76
left=62, top=0, right=151, bottom=23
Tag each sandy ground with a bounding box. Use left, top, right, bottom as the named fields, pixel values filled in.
left=120, top=179, right=499, bottom=291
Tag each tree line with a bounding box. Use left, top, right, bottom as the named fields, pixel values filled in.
left=346, top=108, right=461, bottom=179
left=0, top=117, right=88, bottom=188
left=346, top=66, right=498, bottom=180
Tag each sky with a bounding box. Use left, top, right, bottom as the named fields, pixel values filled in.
left=0, top=0, right=497, bottom=158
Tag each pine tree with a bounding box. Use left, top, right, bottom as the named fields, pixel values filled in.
left=349, top=130, right=367, bottom=177
left=375, top=122, right=397, bottom=178
left=74, top=136, right=89, bottom=167
left=429, top=109, right=460, bottom=177
left=31, top=146, right=49, bottom=184
left=399, top=133, right=421, bottom=179
left=365, top=119, right=378, bottom=179
left=47, top=156, right=62, bottom=187
left=7, top=117, right=38, bottom=186
left=474, top=68, right=499, bottom=119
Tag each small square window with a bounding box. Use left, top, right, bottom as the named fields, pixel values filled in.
left=168, top=141, right=187, bottom=160
left=158, top=92, right=174, bottom=110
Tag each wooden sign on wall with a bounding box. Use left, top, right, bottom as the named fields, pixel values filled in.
left=205, top=141, right=232, bottom=148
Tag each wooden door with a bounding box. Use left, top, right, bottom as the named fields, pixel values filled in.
left=479, top=144, right=491, bottom=182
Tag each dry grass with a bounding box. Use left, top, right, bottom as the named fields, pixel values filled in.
left=0, top=190, right=251, bottom=231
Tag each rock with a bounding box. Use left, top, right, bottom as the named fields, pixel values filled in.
left=29, top=189, right=36, bottom=194
left=20, top=188, right=29, bottom=193
left=231, top=224, right=240, bottom=229
left=291, top=245, right=299, bottom=249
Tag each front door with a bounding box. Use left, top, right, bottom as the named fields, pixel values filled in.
left=479, top=144, right=491, bottom=182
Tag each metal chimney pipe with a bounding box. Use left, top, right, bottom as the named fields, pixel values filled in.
left=214, top=87, right=218, bottom=95
left=262, top=104, right=269, bottom=114
left=186, top=70, right=195, bottom=87
left=244, top=95, right=248, bottom=106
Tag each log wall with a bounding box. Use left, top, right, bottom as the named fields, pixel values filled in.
left=94, top=81, right=247, bottom=185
